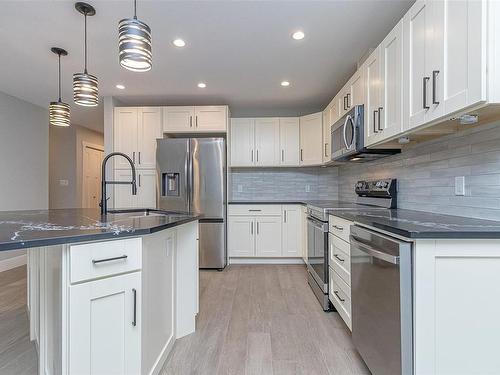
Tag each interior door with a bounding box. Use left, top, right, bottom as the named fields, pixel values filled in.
left=162, top=106, right=195, bottom=132
left=190, top=138, right=225, bottom=218
left=255, top=216, right=282, bottom=257
left=138, top=107, right=162, bottom=169
left=279, top=118, right=300, bottom=166
left=230, top=118, right=255, bottom=167
left=83, top=145, right=104, bottom=208
left=114, top=107, right=138, bottom=169
left=254, top=118, right=280, bottom=166
left=69, top=272, right=141, bottom=375
left=194, top=106, right=227, bottom=131
left=228, top=216, right=255, bottom=257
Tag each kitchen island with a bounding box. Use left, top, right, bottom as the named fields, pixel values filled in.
left=0, top=208, right=201, bottom=375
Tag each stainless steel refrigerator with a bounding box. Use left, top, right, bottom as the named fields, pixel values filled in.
left=156, top=138, right=227, bottom=269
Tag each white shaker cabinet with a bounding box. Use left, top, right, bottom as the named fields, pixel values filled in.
left=138, top=107, right=162, bottom=169
left=279, top=117, right=300, bottom=166
left=69, top=272, right=141, bottom=375
left=163, top=106, right=227, bottom=133
left=282, top=205, right=303, bottom=257
left=364, top=47, right=382, bottom=146
left=254, top=118, right=280, bottom=166
left=299, top=112, right=323, bottom=166
left=254, top=216, right=282, bottom=257
left=227, top=216, right=255, bottom=257
left=114, top=170, right=156, bottom=209
left=230, top=118, right=255, bottom=167
left=162, top=106, right=195, bottom=132
left=194, top=106, right=228, bottom=132
left=114, top=107, right=139, bottom=169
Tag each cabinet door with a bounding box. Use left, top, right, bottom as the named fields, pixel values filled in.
left=137, top=170, right=157, bottom=209
left=114, top=107, right=138, bottom=169
left=282, top=205, right=302, bottom=257
left=406, top=0, right=431, bottom=129
left=329, top=95, right=340, bottom=125
left=349, top=69, right=365, bottom=108
left=228, top=216, right=255, bottom=257
left=230, top=118, right=255, bottom=167
left=69, top=272, right=141, bottom=375
left=300, top=113, right=323, bottom=166
left=254, top=118, right=280, bottom=166
left=279, top=118, right=300, bottom=166
left=322, top=110, right=330, bottom=163
left=364, top=47, right=382, bottom=146
left=162, top=106, right=195, bottom=132
left=380, top=20, right=403, bottom=140
left=255, top=216, right=282, bottom=257
left=114, top=170, right=137, bottom=209
left=432, top=0, right=485, bottom=120
left=137, top=107, right=162, bottom=169
left=194, top=106, right=227, bottom=132
left=338, top=84, right=350, bottom=118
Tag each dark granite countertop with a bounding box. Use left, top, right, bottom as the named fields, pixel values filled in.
left=0, top=208, right=201, bottom=251
left=331, top=209, right=500, bottom=239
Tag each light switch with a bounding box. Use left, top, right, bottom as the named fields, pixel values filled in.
left=59, top=179, right=69, bottom=186
left=455, top=176, right=465, bottom=196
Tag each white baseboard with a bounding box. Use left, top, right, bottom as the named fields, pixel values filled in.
left=229, top=257, right=305, bottom=265
left=0, top=254, right=27, bottom=273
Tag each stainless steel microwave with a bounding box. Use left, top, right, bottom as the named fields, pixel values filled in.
left=330, top=105, right=400, bottom=163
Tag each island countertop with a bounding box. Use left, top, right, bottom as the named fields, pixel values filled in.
left=0, top=208, right=201, bottom=251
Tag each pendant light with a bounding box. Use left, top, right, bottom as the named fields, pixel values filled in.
left=73, top=2, right=98, bottom=106
left=119, top=0, right=152, bottom=72
left=49, top=47, right=71, bottom=127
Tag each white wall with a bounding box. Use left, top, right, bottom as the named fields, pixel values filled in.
left=0, top=91, right=49, bottom=262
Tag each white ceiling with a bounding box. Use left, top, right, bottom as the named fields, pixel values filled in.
left=0, top=0, right=413, bottom=133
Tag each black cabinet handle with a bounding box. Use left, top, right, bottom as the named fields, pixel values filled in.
left=423, top=76, right=430, bottom=109
left=138, top=151, right=141, bottom=164
left=378, top=107, right=383, bottom=131
left=300, top=149, right=303, bottom=162
left=92, top=255, right=128, bottom=264
left=132, top=288, right=137, bottom=326
left=324, top=143, right=328, bottom=157
left=334, top=254, right=345, bottom=262
left=195, top=115, right=198, bottom=127
left=432, top=70, right=440, bottom=105
left=346, top=93, right=351, bottom=109
left=334, top=290, right=345, bottom=302
left=132, top=152, right=135, bottom=164
left=189, top=115, right=193, bottom=127
left=138, top=174, right=141, bottom=187
left=373, top=110, right=379, bottom=133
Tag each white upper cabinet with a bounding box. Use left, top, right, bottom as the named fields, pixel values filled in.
left=279, top=118, right=300, bottom=166
left=364, top=47, right=382, bottom=146
left=114, top=107, right=162, bottom=170
left=162, top=106, right=195, bottom=132
left=339, top=69, right=365, bottom=117
left=300, top=112, right=323, bottom=166
left=137, top=107, right=162, bottom=169
left=322, top=109, right=330, bottom=163
left=163, top=106, right=227, bottom=133
left=254, top=118, right=280, bottom=166
left=379, top=19, right=404, bottom=140
left=230, top=118, right=255, bottom=167
left=194, top=106, right=228, bottom=132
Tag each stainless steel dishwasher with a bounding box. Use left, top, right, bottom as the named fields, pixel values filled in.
left=350, top=225, right=413, bottom=375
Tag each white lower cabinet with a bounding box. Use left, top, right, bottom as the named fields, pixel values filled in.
left=228, top=204, right=303, bottom=260
left=69, top=272, right=141, bottom=375
left=114, top=169, right=157, bottom=209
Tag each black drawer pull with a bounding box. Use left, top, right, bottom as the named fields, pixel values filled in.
left=132, top=288, right=137, bottom=326
left=334, top=254, right=345, bottom=262
left=92, top=255, right=128, bottom=264
left=334, top=290, right=345, bottom=302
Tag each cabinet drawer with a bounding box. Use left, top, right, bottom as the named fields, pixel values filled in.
left=328, top=234, right=350, bottom=286
left=228, top=204, right=282, bottom=216
left=329, top=268, right=352, bottom=330
left=70, top=238, right=142, bottom=283
left=329, top=215, right=352, bottom=242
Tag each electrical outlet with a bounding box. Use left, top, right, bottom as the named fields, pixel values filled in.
left=59, top=179, right=69, bottom=186
left=237, top=184, right=243, bottom=193
left=455, top=176, right=465, bottom=196
left=305, top=184, right=311, bottom=193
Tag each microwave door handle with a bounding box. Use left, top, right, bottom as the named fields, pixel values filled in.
left=350, top=236, right=399, bottom=264
left=342, top=115, right=351, bottom=148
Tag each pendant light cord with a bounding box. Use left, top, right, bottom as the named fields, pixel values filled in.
left=134, top=0, right=137, bottom=19
left=58, top=53, right=62, bottom=101
left=84, top=11, right=88, bottom=73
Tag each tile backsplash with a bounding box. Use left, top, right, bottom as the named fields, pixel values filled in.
left=230, top=167, right=338, bottom=201
left=338, top=120, right=500, bottom=221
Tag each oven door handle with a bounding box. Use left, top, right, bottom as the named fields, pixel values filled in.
left=307, top=216, right=328, bottom=232
left=350, top=236, right=399, bottom=264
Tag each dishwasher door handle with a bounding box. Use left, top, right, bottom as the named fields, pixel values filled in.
left=350, top=236, right=399, bottom=264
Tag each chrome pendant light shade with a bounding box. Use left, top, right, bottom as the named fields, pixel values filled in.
left=119, top=0, right=152, bottom=72
left=49, top=47, right=71, bottom=127
left=74, top=2, right=99, bottom=107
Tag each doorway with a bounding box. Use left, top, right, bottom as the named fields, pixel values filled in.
left=82, top=142, right=104, bottom=209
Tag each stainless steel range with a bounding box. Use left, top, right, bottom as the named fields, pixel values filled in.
left=306, top=179, right=397, bottom=311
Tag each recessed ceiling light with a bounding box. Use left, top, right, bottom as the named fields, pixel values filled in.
left=116, top=84, right=125, bottom=90
left=292, top=30, right=305, bottom=40
left=197, top=82, right=207, bottom=88
left=173, top=39, right=186, bottom=47
left=281, top=81, right=290, bottom=87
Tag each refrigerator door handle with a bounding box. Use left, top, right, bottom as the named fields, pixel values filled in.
left=186, top=147, right=191, bottom=213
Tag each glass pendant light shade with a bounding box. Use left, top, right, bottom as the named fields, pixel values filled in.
left=73, top=72, right=99, bottom=106
left=49, top=47, right=71, bottom=127
left=119, top=0, right=152, bottom=72
left=74, top=2, right=99, bottom=107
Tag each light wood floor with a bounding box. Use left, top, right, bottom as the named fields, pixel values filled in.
left=160, top=265, right=369, bottom=375
left=0, top=265, right=368, bottom=375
